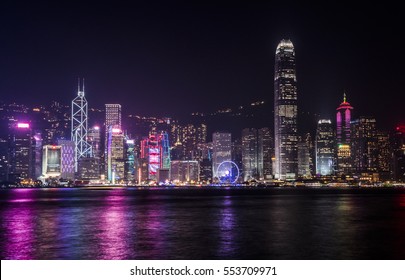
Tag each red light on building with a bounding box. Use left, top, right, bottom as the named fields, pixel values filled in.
left=396, top=125, right=405, bottom=133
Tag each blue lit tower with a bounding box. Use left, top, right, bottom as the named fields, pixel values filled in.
left=274, top=39, right=298, bottom=180
left=71, top=79, right=91, bottom=171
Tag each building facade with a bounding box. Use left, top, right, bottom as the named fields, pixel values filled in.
left=316, top=119, right=335, bottom=176
left=336, top=94, right=354, bottom=175
left=212, top=132, right=232, bottom=179
left=274, top=39, right=298, bottom=180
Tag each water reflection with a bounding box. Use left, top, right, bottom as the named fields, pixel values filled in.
left=1, top=188, right=405, bottom=259
left=2, top=204, right=35, bottom=259
left=217, top=195, right=236, bottom=258
left=96, top=190, right=129, bottom=259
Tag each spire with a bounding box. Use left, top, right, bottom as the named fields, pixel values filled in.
left=77, top=77, right=84, bottom=97
left=343, top=91, right=347, bottom=103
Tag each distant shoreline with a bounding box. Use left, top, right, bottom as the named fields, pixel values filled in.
left=1, top=185, right=405, bottom=193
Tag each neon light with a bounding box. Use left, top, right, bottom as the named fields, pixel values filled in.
left=112, top=128, right=121, bottom=133
left=17, top=123, right=30, bottom=128
left=93, top=126, right=100, bottom=130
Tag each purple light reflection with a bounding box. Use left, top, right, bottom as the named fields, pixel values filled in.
left=96, top=190, right=129, bottom=259
left=2, top=190, right=36, bottom=259
left=217, top=195, right=236, bottom=257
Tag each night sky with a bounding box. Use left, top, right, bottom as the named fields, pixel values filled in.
left=1, top=2, right=404, bottom=129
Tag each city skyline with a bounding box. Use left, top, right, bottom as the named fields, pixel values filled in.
left=0, top=3, right=404, bottom=128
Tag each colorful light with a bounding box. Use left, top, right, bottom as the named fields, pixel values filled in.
left=17, top=123, right=30, bottom=128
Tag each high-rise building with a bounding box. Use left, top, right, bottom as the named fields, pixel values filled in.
left=105, top=104, right=122, bottom=130
left=104, top=104, right=122, bottom=176
left=259, top=127, right=273, bottom=179
left=57, top=139, right=75, bottom=180
left=106, top=127, right=125, bottom=182
left=274, top=39, right=298, bottom=180
left=376, top=132, right=391, bottom=181
left=316, top=120, right=335, bottom=176
left=392, top=125, right=405, bottom=182
left=297, top=139, right=311, bottom=178
left=170, top=160, right=199, bottom=183
left=125, top=138, right=135, bottom=183
left=351, top=117, right=378, bottom=176
left=212, top=132, right=232, bottom=179
left=41, top=145, right=62, bottom=178
left=171, top=123, right=207, bottom=160
left=71, top=80, right=91, bottom=171
left=336, top=93, right=354, bottom=175
left=77, top=157, right=100, bottom=180
left=32, top=132, right=43, bottom=179
left=242, top=128, right=259, bottom=181
left=0, top=137, right=8, bottom=181
left=140, top=131, right=170, bottom=181
left=8, top=122, right=32, bottom=182
left=88, top=125, right=101, bottom=158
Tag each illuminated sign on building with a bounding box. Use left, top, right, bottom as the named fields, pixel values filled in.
left=17, top=123, right=30, bottom=128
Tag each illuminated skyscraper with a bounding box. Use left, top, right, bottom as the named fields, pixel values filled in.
left=8, top=122, right=32, bottom=181
left=336, top=93, right=353, bottom=175
left=106, top=127, right=125, bottom=183
left=104, top=104, right=121, bottom=176
left=351, top=117, right=378, bottom=176
left=376, top=132, right=391, bottom=180
left=316, top=119, right=335, bottom=176
left=259, top=127, right=273, bottom=179
left=274, top=39, right=298, bottom=180
left=212, top=132, right=232, bottom=179
left=392, top=125, right=405, bottom=182
left=71, top=79, right=91, bottom=171
left=242, top=128, right=259, bottom=181
left=88, top=126, right=101, bottom=158
left=140, top=131, right=170, bottom=181
left=105, top=104, right=121, bottom=130
left=41, top=145, right=62, bottom=178
left=57, top=139, right=75, bottom=180
left=297, top=137, right=311, bottom=178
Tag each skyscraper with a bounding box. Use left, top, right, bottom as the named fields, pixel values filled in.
left=259, top=127, right=273, bottom=179
left=41, top=145, right=62, bottom=179
left=105, top=104, right=122, bottom=130
left=242, top=128, right=259, bottom=181
left=274, top=39, right=298, bottom=180
left=212, top=132, right=232, bottom=179
left=8, top=122, right=32, bottom=181
left=336, top=93, right=354, bottom=175
left=316, top=119, right=335, bottom=176
left=104, top=104, right=122, bottom=177
left=71, top=79, right=91, bottom=171
left=297, top=138, right=311, bottom=178
left=351, top=117, right=378, bottom=176
left=376, top=132, right=391, bottom=181
left=107, top=127, right=125, bottom=182
left=392, top=125, right=405, bottom=182
left=57, top=139, right=75, bottom=180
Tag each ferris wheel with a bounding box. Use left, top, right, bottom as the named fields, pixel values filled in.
left=216, top=161, right=240, bottom=184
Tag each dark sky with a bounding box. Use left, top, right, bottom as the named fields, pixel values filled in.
left=1, top=2, right=404, bottom=129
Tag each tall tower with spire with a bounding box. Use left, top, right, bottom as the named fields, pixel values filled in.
left=336, top=92, right=354, bottom=175
left=71, top=79, right=91, bottom=171
left=274, top=39, right=298, bottom=180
